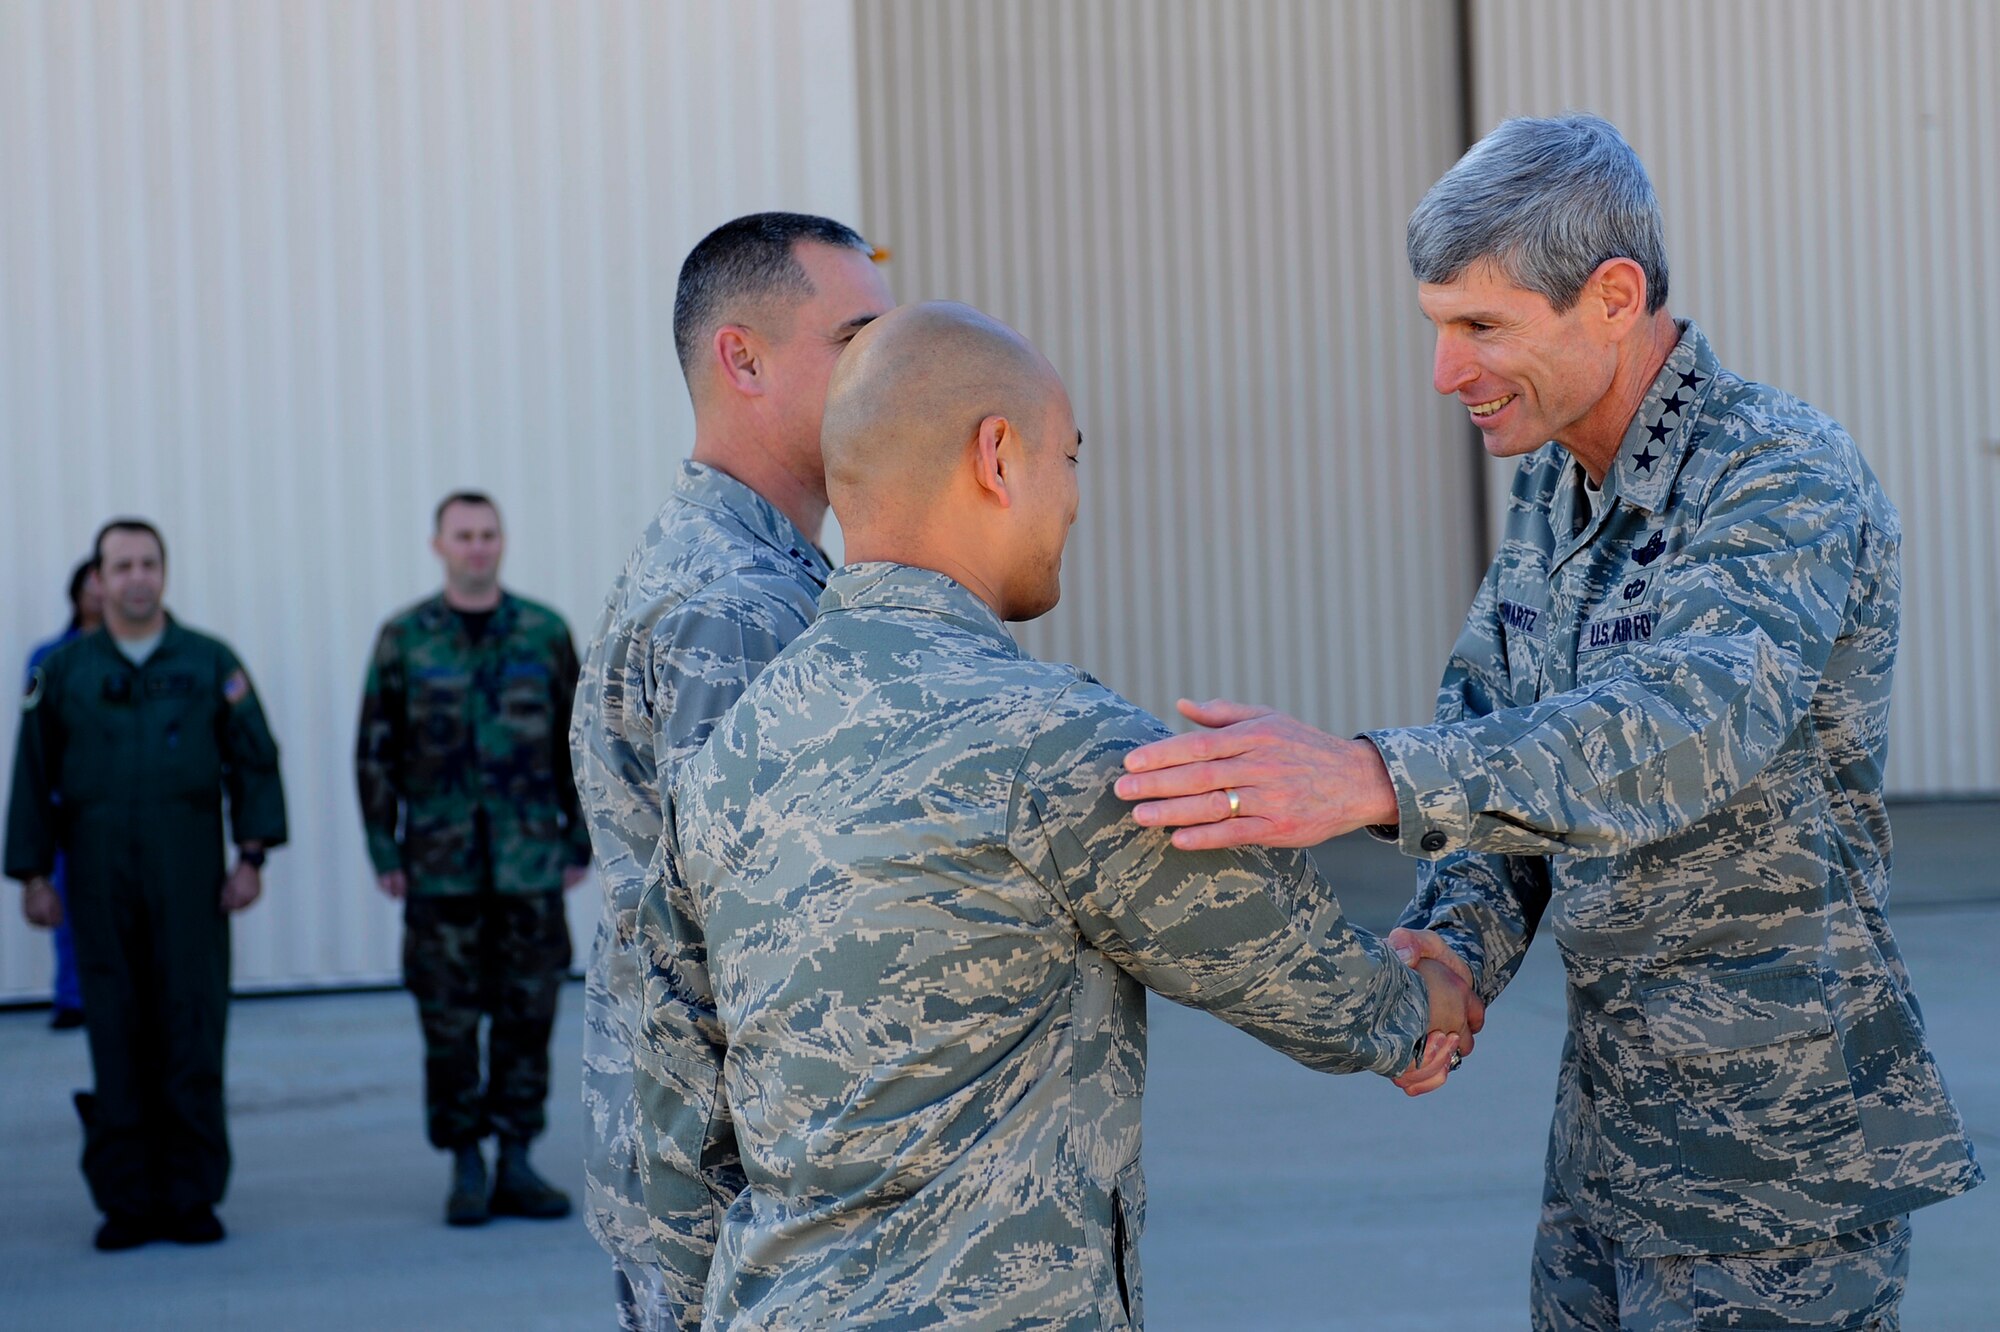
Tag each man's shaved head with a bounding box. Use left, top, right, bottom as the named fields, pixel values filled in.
left=824, top=302, right=1065, bottom=529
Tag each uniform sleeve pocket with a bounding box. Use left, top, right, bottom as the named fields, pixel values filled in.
left=632, top=1049, right=723, bottom=1179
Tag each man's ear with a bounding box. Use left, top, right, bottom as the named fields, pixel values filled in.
left=713, top=325, right=766, bottom=397
left=1590, top=257, right=1648, bottom=332
left=971, top=415, right=1015, bottom=510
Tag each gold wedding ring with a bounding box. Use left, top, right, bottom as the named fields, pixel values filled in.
left=1225, top=788, right=1242, bottom=817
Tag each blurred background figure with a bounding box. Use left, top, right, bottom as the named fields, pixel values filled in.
left=23, top=557, right=103, bottom=1031
left=355, top=492, right=591, bottom=1229
left=5, top=519, right=287, bottom=1252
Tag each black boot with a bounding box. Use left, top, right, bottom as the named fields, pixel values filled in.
left=489, top=1138, right=570, bottom=1219
left=93, top=1211, right=156, bottom=1252
left=164, top=1206, right=225, bottom=1245
left=444, top=1144, right=489, bottom=1227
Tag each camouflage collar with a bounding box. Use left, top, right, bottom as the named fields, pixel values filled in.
left=820, top=563, right=1020, bottom=651
left=415, top=591, right=521, bottom=640
left=1605, top=319, right=1722, bottom=515
left=675, top=461, right=832, bottom=586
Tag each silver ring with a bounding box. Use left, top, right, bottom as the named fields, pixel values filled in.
left=1224, top=788, right=1242, bottom=817
left=1448, top=1052, right=1464, bottom=1071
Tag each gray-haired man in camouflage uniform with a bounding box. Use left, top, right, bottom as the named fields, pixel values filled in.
left=570, top=213, right=895, bottom=1330
left=1116, top=113, right=1981, bottom=1330
left=635, top=301, right=1474, bottom=1328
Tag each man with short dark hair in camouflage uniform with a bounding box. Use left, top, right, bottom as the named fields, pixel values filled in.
left=357, top=491, right=591, bottom=1227
left=1117, top=114, right=1981, bottom=1330
left=8, top=519, right=285, bottom=1252
left=570, top=213, right=896, bottom=1330
left=636, top=302, right=1475, bottom=1328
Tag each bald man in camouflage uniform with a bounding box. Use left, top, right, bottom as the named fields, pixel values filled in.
left=571, top=214, right=895, bottom=1329
left=635, top=302, right=1471, bottom=1328
left=1116, top=115, right=1981, bottom=1330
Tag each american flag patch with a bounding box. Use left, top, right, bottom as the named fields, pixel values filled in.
left=222, top=669, right=251, bottom=704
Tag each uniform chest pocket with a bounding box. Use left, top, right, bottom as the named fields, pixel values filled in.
left=499, top=676, right=554, bottom=754
left=1642, top=965, right=1865, bottom=1183
left=411, top=670, right=470, bottom=748
left=501, top=680, right=550, bottom=718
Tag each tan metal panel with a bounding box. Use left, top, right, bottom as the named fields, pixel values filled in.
left=0, top=0, right=867, bottom=1000
left=855, top=0, right=1477, bottom=751
left=1470, top=0, right=2000, bottom=794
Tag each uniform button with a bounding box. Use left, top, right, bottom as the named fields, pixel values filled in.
left=1419, top=830, right=1448, bottom=853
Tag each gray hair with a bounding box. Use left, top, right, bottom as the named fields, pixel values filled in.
left=1407, top=113, right=1669, bottom=313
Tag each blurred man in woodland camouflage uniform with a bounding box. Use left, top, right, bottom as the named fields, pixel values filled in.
left=570, top=213, right=894, bottom=1329
left=634, top=302, right=1476, bottom=1329
left=357, top=492, right=591, bottom=1227
left=1116, top=114, right=1982, bottom=1331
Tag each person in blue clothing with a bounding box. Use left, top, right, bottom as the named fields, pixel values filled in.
left=24, top=557, right=103, bottom=1030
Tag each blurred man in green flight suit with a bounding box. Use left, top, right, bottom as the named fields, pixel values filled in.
left=356, top=491, right=591, bottom=1227
left=6, top=518, right=287, bottom=1252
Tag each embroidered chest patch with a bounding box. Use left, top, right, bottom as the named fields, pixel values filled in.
left=1578, top=608, right=1657, bottom=653
left=1499, top=599, right=1544, bottom=635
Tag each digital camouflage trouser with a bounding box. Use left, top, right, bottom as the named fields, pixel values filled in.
left=403, top=889, right=571, bottom=1149
left=1531, top=1173, right=1911, bottom=1331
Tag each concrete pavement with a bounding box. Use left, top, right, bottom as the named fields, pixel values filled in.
left=1, top=802, right=1993, bottom=1329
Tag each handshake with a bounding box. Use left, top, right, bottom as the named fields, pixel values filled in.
left=1110, top=698, right=1484, bottom=1095
left=1389, top=926, right=1483, bottom=1097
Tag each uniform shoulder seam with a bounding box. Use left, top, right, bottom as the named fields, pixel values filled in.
left=1005, top=674, right=1116, bottom=804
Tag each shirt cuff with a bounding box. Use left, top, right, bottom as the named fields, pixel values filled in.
left=1360, top=727, right=1476, bottom=859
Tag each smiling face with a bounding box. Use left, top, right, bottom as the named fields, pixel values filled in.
left=1004, top=384, right=1083, bottom=623
left=1418, top=259, right=1623, bottom=461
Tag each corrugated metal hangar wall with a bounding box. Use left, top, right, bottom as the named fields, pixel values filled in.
left=0, top=0, right=866, bottom=999
left=858, top=0, right=2000, bottom=800
left=856, top=0, right=1480, bottom=746
left=3, top=1, right=1994, bottom=999
left=1469, top=0, right=2000, bottom=796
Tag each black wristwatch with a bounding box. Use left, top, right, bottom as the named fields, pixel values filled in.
left=238, top=846, right=267, bottom=870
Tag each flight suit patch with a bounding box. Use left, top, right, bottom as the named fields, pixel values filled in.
left=148, top=672, right=200, bottom=700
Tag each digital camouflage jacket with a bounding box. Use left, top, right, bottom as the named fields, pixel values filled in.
left=1370, top=322, right=1982, bottom=1256
left=639, top=564, right=1429, bottom=1329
